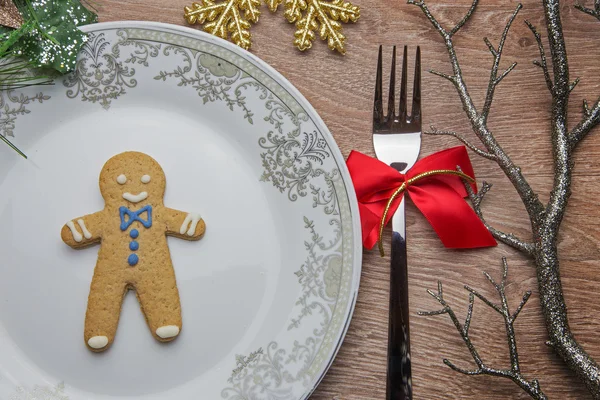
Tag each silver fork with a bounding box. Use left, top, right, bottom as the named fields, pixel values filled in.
left=372, top=45, right=422, bottom=400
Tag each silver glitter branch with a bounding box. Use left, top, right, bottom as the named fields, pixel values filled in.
left=481, top=3, right=521, bottom=124
left=525, top=20, right=553, bottom=94
left=449, top=0, right=478, bottom=37
left=462, top=177, right=536, bottom=256
left=410, top=0, right=600, bottom=397
left=576, top=0, right=600, bottom=20
left=570, top=97, right=600, bottom=149
left=419, top=259, right=547, bottom=400
left=426, top=126, right=498, bottom=161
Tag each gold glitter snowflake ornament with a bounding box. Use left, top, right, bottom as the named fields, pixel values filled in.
left=269, top=0, right=360, bottom=54
left=184, top=0, right=261, bottom=50
left=184, top=0, right=360, bottom=54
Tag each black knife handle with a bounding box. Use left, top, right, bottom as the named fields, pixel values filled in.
left=386, top=231, right=412, bottom=400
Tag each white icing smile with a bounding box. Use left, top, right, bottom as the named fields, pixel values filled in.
left=123, top=192, right=148, bottom=203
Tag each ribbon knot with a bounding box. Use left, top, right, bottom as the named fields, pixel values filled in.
left=346, top=146, right=496, bottom=255
left=119, top=205, right=153, bottom=231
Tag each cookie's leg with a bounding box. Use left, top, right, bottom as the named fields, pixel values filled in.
left=136, top=268, right=182, bottom=342
left=84, top=272, right=127, bottom=352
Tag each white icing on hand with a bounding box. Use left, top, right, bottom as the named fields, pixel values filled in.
left=77, top=219, right=92, bottom=239
left=141, top=174, right=151, bottom=184
left=117, top=174, right=127, bottom=185
left=66, top=221, right=83, bottom=242
left=156, top=325, right=180, bottom=339
left=88, top=335, right=108, bottom=349
left=122, top=192, right=148, bottom=203
left=180, top=213, right=202, bottom=236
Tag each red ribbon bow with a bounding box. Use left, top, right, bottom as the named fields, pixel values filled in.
left=346, top=146, right=496, bottom=250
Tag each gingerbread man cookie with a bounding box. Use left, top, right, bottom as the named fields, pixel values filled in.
left=61, top=152, right=205, bottom=352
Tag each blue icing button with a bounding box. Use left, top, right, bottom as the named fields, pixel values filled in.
left=128, top=254, right=139, bottom=266
left=129, top=241, right=139, bottom=251
left=130, top=229, right=139, bottom=239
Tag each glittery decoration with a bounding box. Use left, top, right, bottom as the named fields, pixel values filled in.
left=409, top=0, right=600, bottom=397
left=265, top=0, right=281, bottom=10
left=184, top=0, right=261, bottom=50
left=0, top=0, right=23, bottom=29
left=268, top=0, right=360, bottom=54
left=420, top=259, right=547, bottom=399
left=0, top=0, right=97, bottom=73
left=575, top=0, right=600, bottom=21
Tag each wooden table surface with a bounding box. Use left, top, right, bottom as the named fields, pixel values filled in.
left=98, top=0, right=600, bottom=398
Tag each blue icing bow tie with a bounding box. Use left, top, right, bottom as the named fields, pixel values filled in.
left=119, top=205, right=153, bottom=231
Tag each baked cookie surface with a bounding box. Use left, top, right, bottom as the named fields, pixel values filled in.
left=61, top=151, right=205, bottom=352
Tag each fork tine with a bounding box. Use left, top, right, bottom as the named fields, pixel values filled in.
left=387, top=46, right=396, bottom=126
left=411, top=46, right=422, bottom=127
left=373, top=45, right=383, bottom=127
left=398, top=45, right=408, bottom=124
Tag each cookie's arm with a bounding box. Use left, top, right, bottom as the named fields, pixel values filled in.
left=163, top=208, right=205, bottom=240
left=61, top=211, right=103, bottom=249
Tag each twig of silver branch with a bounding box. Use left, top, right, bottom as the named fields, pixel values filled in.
left=408, top=0, right=600, bottom=397
left=576, top=0, right=600, bottom=20
left=420, top=258, right=547, bottom=400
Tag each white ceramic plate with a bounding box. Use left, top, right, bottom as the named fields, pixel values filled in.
left=0, top=22, right=361, bottom=400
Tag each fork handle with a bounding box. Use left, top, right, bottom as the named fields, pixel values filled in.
left=386, top=199, right=412, bottom=400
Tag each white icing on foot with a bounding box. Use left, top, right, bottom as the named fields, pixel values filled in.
left=66, top=221, right=83, bottom=242
left=77, top=219, right=92, bottom=239
left=180, top=213, right=202, bottom=236
left=88, top=335, right=108, bottom=349
left=122, top=192, right=148, bottom=203
left=156, top=325, right=180, bottom=339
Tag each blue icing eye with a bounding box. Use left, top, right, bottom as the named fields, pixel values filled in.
left=128, top=254, right=139, bottom=266
left=130, top=241, right=139, bottom=251
left=130, top=229, right=139, bottom=239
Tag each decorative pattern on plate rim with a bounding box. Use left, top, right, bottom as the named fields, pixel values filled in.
left=121, top=28, right=305, bottom=117
left=63, top=32, right=161, bottom=110
left=0, top=91, right=49, bottom=139
left=154, top=47, right=266, bottom=124
left=224, top=87, right=353, bottom=397
left=9, top=382, right=68, bottom=400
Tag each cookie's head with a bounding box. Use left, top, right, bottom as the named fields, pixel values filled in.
left=99, top=152, right=166, bottom=206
